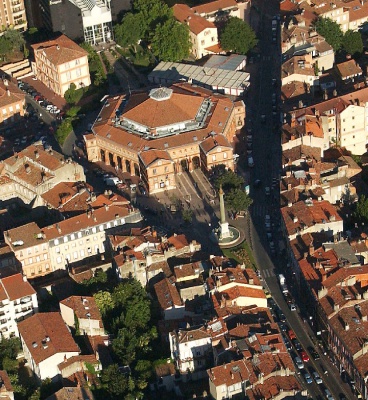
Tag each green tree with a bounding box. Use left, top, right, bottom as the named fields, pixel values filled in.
left=101, top=364, right=129, bottom=398
left=0, top=337, right=21, bottom=363
left=151, top=18, right=191, bottom=61
left=3, top=29, right=25, bottom=50
left=213, top=169, right=244, bottom=192
left=94, top=291, right=114, bottom=316
left=182, top=208, right=193, bottom=224
left=220, top=17, right=257, bottom=54
left=132, top=0, right=171, bottom=38
left=342, top=30, right=363, bottom=56
left=115, top=13, right=144, bottom=50
left=314, top=17, right=343, bottom=51
left=225, top=188, right=253, bottom=212
left=64, top=83, right=78, bottom=105
left=2, top=357, right=17, bottom=372
left=354, top=195, right=368, bottom=222
left=0, top=37, right=12, bottom=61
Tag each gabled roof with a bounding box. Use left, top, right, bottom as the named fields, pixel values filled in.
left=336, top=59, right=363, bottom=79
left=139, top=149, right=173, bottom=168
left=60, top=296, right=103, bottom=328
left=0, top=273, right=36, bottom=301
left=154, top=277, right=183, bottom=310
left=199, top=134, right=232, bottom=154
left=18, top=313, right=79, bottom=364
left=192, top=0, right=237, bottom=14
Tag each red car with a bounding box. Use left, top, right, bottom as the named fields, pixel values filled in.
left=300, top=351, right=310, bottom=362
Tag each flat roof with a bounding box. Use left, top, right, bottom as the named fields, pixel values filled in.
left=203, top=54, right=247, bottom=71
left=149, top=61, right=250, bottom=91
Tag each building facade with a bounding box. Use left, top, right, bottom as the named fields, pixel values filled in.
left=32, top=34, right=91, bottom=97
left=0, top=0, right=27, bottom=33
left=84, top=84, right=244, bottom=194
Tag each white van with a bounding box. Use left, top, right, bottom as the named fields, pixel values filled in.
left=248, top=156, right=254, bottom=167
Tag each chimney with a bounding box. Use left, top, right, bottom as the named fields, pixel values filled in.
left=56, top=223, right=61, bottom=234
left=287, top=183, right=292, bottom=190
left=309, top=242, right=314, bottom=255
left=35, top=151, right=39, bottom=159
left=104, top=204, right=109, bottom=211
left=333, top=304, right=340, bottom=312
left=249, top=278, right=254, bottom=285
left=293, top=216, right=298, bottom=223
left=6, top=89, right=10, bottom=97
left=288, top=201, right=292, bottom=207
left=22, top=274, right=27, bottom=282
left=345, top=322, right=350, bottom=331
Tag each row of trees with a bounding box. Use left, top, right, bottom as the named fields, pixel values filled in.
left=114, top=0, right=257, bottom=61
left=314, top=17, right=363, bottom=56
left=0, top=29, right=26, bottom=61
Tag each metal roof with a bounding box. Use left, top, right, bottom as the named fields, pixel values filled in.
left=203, top=54, right=246, bottom=71
left=149, top=61, right=250, bottom=92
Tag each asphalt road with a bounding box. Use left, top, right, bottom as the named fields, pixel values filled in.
left=244, top=1, right=355, bottom=399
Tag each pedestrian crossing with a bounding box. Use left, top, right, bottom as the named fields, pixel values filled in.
left=262, top=268, right=275, bottom=278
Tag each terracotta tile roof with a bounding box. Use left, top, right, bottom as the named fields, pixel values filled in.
left=123, top=86, right=204, bottom=129
left=204, top=43, right=223, bottom=53
left=336, top=59, right=363, bottom=79
left=280, top=0, right=299, bottom=11
left=57, top=354, right=99, bottom=372
left=0, top=77, right=25, bottom=109
left=199, top=134, right=231, bottom=154
left=32, top=34, right=88, bottom=66
left=154, top=277, right=183, bottom=310
left=173, top=4, right=216, bottom=35
left=192, top=0, right=237, bottom=14
left=174, top=261, right=203, bottom=280
left=247, top=376, right=301, bottom=400
left=0, top=273, right=36, bottom=301
left=0, top=370, right=13, bottom=393
left=60, top=296, right=103, bottom=329
left=6, top=222, right=46, bottom=251
left=281, top=81, right=310, bottom=101
left=282, top=55, right=315, bottom=79
left=282, top=145, right=321, bottom=164
left=139, top=149, right=173, bottom=168
left=167, top=234, right=189, bottom=250
left=212, top=286, right=266, bottom=308
left=176, top=326, right=211, bottom=343
left=281, top=199, right=342, bottom=237
left=18, top=312, right=79, bottom=364
left=210, top=267, right=261, bottom=287
left=4, top=144, right=65, bottom=171
left=43, top=204, right=139, bottom=240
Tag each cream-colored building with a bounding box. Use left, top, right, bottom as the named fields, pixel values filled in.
left=5, top=222, right=51, bottom=279
left=0, top=0, right=27, bottom=33
left=84, top=84, right=241, bottom=194
left=60, top=296, right=105, bottom=337
left=173, top=4, right=220, bottom=59
left=31, top=34, right=91, bottom=97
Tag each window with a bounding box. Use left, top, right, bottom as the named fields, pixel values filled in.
left=92, top=227, right=97, bottom=234
left=76, top=68, right=81, bottom=77
left=43, top=254, right=48, bottom=260
left=45, top=264, right=50, bottom=271
left=56, top=256, right=62, bottom=264
left=88, top=247, right=92, bottom=254
left=77, top=232, right=82, bottom=238
left=66, top=71, right=71, bottom=81
left=38, top=266, right=42, bottom=273
left=55, top=247, right=60, bottom=254
left=16, top=104, right=20, bottom=110
left=99, top=225, right=104, bottom=232
left=106, top=222, right=111, bottom=229
left=2, top=109, right=6, bottom=116
left=63, top=236, right=68, bottom=243
left=28, top=248, right=32, bottom=255
left=75, top=59, right=80, bottom=66
left=223, top=152, right=227, bottom=159
left=352, top=116, right=355, bottom=120
left=71, top=234, right=75, bottom=240
left=153, top=168, right=157, bottom=175
left=80, top=249, right=85, bottom=257
left=165, top=166, right=169, bottom=172
left=54, top=239, right=59, bottom=245
left=8, top=106, right=13, bottom=113
left=28, top=258, right=33, bottom=264
left=73, top=252, right=78, bottom=259
left=36, top=256, right=40, bottom=262
left=201, top=40, right=205, bottom=45
left=212, top=155, right=216, bottom=161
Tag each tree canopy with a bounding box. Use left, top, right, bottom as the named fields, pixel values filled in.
left=213, top=168, right=244, bottom=192
left=354, top=195, right=368, bottom=222
left=314, top=17, right=343, bottom=51
left=342, top=30, right=363, bottom=56
left=220, top=17, right=258, bottom=54
left=114, top=13, right=144, bottom=49
left=151, top=18, right=191, bottom=61
left=225, top=188, right=253, bottom=212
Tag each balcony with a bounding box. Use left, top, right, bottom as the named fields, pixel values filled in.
left=12, top=0, right=21, bottom=5
left=12, top=7, right=24, bottom=15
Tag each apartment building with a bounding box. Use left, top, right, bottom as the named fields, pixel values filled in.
left=84, top=83, right=242, bottom=194
left=0, top=273, right=37, bottom=339
left=4, top=222, right=51, bottom=279
left=169, top=326, right=212, bottom=373
left=0, top=144, right=85, bottom=207
left=0, top=0, right=27, bottom=33
left=281, top=54, right=319, bottom=88
left=18, top=312, right=80, bottom=381
left=31, top=34, right=91, bottom=97
left=0, top=76, right=25, bottom=126
left=60, top=296, right=105, bottom=336
left=32, top=0, right=130, bottom=44
left=173, top=4, right=220, bottom=59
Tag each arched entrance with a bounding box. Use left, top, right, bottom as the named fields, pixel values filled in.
left=125, top=160, right=131, bottom=173
left=180, top=159, right=188, bottom=172
left=108, top=152, right=114, bottom=166
left=117, top=156, right=122, bottom=170
left=134, top=163, right=140, bottom=177
left=100, top=149, right=105, bottom=163
left=192, top=156, right=200, bottom=169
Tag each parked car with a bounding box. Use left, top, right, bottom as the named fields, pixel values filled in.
left=324, top=388, right=333, bottom=400
left=289, top=303, right=297, bottom=311
left=307, top=346, right=320, bottom=360
left=265, top=186, right=270, bottom=195
left=293, top=356, right=304, bottom=369
left=292, top=339, right=302, bottom=351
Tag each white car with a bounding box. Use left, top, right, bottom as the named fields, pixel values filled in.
left=294, top=356, right=304, bottom=369
left=312, top=371, right=322, bottom=384
left=46, top=104, right=54, bottom=111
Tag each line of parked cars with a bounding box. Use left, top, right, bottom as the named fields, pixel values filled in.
left=17, top=80, right=64, bottom=117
